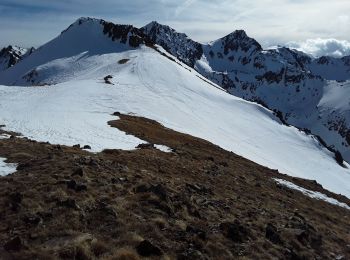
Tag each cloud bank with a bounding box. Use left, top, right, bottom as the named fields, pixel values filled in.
left=287, top=39, right=350, bottom=58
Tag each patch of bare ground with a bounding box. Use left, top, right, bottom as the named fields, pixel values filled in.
left=0, top=114, right=349, bottom=259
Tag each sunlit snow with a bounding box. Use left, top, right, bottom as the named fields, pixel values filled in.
left=274, top=178, right=350, bottom=210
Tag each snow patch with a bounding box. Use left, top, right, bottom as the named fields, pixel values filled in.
left=0, top=133, right=11, bottom=139
left=0, top=158, right=17, bottom=176
left=274, top=178, right=350, bottom=210
left=154, top=144, right=172, bottom=153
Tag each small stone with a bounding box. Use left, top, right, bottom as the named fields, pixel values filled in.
left=67, top=180, right=77, bottom=190
left=137, top=143, right=155, bottom=149
left=83, top=145, right=91, bottom=150
left=150, top=184, right=167, bottom=201
left=186, top=226, right=206, bottom=240
left=66, top=180, right=87, bottom=192
left=265, top=223, right=283, bottom=245
left=136, top=240, right=162, bottom=257
left=57, top=199, right=79, bottom=210
left=23, top=215, right=42, bottom=226
left=72, top=167, right=84, bottom=177
left=75, top=184, right=87, bottom=192
left=9, top=192, right=23, bottom=204
left=220, top=220, right=249, bottom=243
left=4, top=236, right=22, bottom=251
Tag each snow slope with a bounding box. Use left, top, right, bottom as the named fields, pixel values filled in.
left=142, top=23, right=350, bottom=163
left=0, top=17, right=148, bottom=86
left=0, top=44, right=350, bottom=197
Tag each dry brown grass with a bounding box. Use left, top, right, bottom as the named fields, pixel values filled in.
left=0, top=114, right=349, bottom=259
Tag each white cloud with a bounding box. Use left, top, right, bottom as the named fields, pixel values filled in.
left=287, top=39, right=350, bottom=58
left=175, top=0, right=197, bottom=17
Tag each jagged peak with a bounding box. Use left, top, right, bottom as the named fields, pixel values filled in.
left=213, top=29, right=262, bottom=53
left=225, top=29, right=249, bottom=40
left=61, top=17, right=107, bottom=34
left=144, top=21, right=162, bottom=28
left=143, top=21, right=173, bottom=31
left=142, top=21, right=189, bottom=38
left=73, top=17, right=104, bottom=26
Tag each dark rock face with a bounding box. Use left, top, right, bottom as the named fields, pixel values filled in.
left=101, top=20, right=153, bottom=48
left=256, top=69, right=285, bottom=84
left=342, top=55, right=350, bottom=66
left=142, top=21, right=203, bottom=67
left=0, top=45, right=33, bottom=71
left=316, top=56, right=330, bottom=65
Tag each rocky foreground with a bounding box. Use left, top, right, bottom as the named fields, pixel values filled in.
left=0, top=113, right=349, bottom=259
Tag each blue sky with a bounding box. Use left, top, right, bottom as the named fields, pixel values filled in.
left=1, top=0, right=350, bottom=56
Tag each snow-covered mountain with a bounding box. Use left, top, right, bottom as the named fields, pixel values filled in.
left=141, top=22, right=350, bottom=163
left=0, top=18, right=350, bottom=198
left=308, top=55, right=350, bottom=81
left=0, top=45, right=34, bottom=71
left=0, top=18, right=152, bottom=86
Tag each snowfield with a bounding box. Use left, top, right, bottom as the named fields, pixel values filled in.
left=0, top=45, right=350, bottom=197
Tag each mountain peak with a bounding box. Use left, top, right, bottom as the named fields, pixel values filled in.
left=226, top=29, right=249, bottom=40
left=74, top=17, right=103, bottom=26
left=214, top=29, right=262, bottom=54
left=142, top=21, right=202, bottom=67
left=142, top=21, right=185, bottom=37
left=61, top=17, right=104, bottom=34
